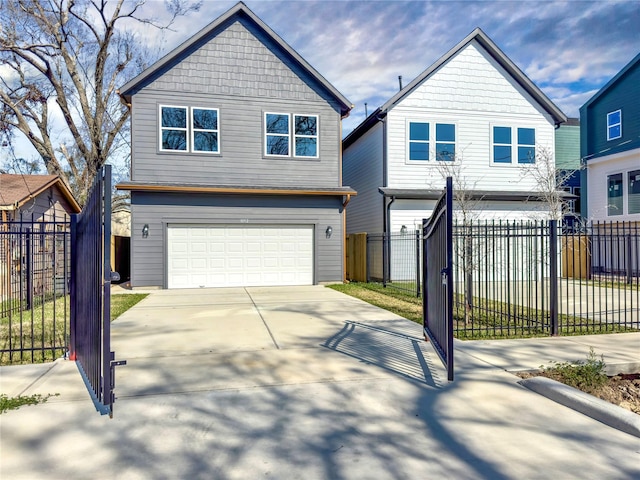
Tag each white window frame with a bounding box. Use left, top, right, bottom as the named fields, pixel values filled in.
left=607, top=172, right=624, bottom=216
left=607, top=109, right=622, bottom=141
left=191, top=107, right=220, bottom=154
left=264, top=113, right=319, bottom=158
left=159, top=105, right=188, bottom=153
left=159, top=105, right=220, bottom=154
left=407, top=121, right=430, bottom=162
left=293, top=114, right=319, bottom=158
left=491, top=125, right=536, bottom=166
left=406, top=120, right=457, bottom=164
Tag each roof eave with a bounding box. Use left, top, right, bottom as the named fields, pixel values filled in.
left=580, top=51, right=640, bottom=111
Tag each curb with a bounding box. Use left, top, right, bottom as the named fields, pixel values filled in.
left=519, top=376, right=640, bottom=438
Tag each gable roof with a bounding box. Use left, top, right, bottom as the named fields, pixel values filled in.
left=580, top=51, right=640, bottom=111
left=0, top=174, right=81, bottom=213
left=344, top=28, right=567, bottom=149
left=119, top=1, right=352, bottom=117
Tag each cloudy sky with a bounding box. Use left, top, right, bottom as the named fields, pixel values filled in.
left=6, top=0, right=640, bottom=161
left=139, top=0, right=640, bottom=135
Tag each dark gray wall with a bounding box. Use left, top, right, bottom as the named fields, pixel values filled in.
left=130, top=192, right=344, bottom=287
left=130, top=17, right=343, bottom=188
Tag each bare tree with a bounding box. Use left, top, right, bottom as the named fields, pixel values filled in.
left=0, top=0, right=200, bottom=204
left=519, top=145, right=583, bottom=222
left=436, top=157, right=485, bottom=325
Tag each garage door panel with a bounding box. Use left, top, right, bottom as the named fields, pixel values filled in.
left=168, top=225, right=314, bottom=288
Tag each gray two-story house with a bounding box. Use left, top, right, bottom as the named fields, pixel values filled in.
left=117, top=2, right=354, bottom=289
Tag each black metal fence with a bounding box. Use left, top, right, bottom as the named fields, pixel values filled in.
left=0, top=214, right=71, bottom=364
left=363, top=219, right=639, bottom=338
left=367, top=231, right=422, bottom=297
left=452, top=219, right=639, bottom=338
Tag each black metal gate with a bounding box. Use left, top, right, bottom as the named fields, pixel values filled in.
left=422, top=177, right=454, bottom=381
left=70, top=165, right=124, bottom=416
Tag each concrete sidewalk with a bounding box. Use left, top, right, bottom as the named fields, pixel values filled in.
left=1, top=286, right=639, bottom=479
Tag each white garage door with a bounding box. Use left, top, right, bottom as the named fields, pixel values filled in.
left=167, top=225, right=314, bottom=288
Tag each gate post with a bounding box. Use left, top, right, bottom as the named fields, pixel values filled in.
left=69, top=214, right=77, bottom=360
left=549, top=220, right=559, bottom=336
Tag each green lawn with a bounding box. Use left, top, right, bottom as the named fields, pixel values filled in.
left=0, top=293, right=148, bottom=365
left=329, top=282, right=635, bottom=340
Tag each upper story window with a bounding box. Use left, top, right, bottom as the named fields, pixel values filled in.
left=407, top=122, right=455, bottom=161
left=607, top=173, right=623, bottom=216
left=607, top=110, right=622, bottom=141
left=160, top=105, right=219, bottom=153
left=265, top=113, right=318, bottom=158
left=492, top=126, right=536, bottom=164
left=409, top=122, right=429, bottom=161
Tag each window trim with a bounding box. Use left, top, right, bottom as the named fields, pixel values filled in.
left=491, top=125, right=536, bottom=166
left=191, top=107, right=220, bottom=154
left=607, top=172, right=624, bottom=217
left=607, top=109, right=622, bottom=141
left=158, top=104, right=221, bottom=154
left=407, top=121, right=430, bottom=162
left=264, top=112, right=320, bottom=159
left=628, top=169, right=640, bottom=215
left=159, top=104, right=188, bottom=153
left=406, top=120, right=457, bottom=164
left=293, top=114, right=319, bottom=159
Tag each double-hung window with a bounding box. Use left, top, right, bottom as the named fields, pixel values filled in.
left=408, top=122, right=455, bottom=161
left=607, top=109, right=622, bottom=141
left=160, top=105, right=219, bottom=153
left=607, top=173, right=623, bottom=216
left=409, top=122, right=429, bottom=161
left=265, top=113, right=318, bottom=158
left=492, top=126, right=536, bottom=164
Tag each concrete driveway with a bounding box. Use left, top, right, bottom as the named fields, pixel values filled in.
left=1, top=286, right=639, bottom=479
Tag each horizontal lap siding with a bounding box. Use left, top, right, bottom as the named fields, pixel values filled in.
left=342, top=123, right=384, bottom=234
left=130, top=192, right=343, bottom=287
left=130, top=18, right=342, bottom=188
left=386, top=41, right=555, bottom=193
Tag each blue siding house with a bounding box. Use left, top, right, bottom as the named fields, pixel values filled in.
left=116, top=2, right=354, bottom=288
left=580, top=52, right=640, bottom=221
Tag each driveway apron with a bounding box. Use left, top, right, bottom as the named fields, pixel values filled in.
left=112, top=286, right=439, bottom=398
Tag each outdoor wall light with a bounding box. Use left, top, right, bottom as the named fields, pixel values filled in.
left=400, top=225, right=408, bottom=235
left=142, top=224, right=149, bottom=238
left=325, top=226, right=333, bottom=238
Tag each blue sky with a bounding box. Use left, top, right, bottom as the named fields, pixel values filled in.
left=151, top=0, right=640, bottom=135
left=7, top=0, right=640, bottom=161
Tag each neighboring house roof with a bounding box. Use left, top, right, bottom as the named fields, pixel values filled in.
left=580, top=52, right=640, bottom=112
left=0, top=174, right=81, bottom=213
left=344, top=27, right=567, bottom=149
left=119, top=1, right=353, bottom=117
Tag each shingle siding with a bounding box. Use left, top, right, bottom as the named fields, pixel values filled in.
left=130, top=18, right=342, bottom=188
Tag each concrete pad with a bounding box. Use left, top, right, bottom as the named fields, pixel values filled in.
left=2, top=286, right=640, bottom=480
left=455, top=333, right=640, bottom=374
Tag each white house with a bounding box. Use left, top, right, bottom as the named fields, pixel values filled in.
left=343, top=28, right=567, bottom=237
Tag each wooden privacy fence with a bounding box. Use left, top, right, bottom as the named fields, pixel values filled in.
left=346, top=232, right=367, bottom=282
